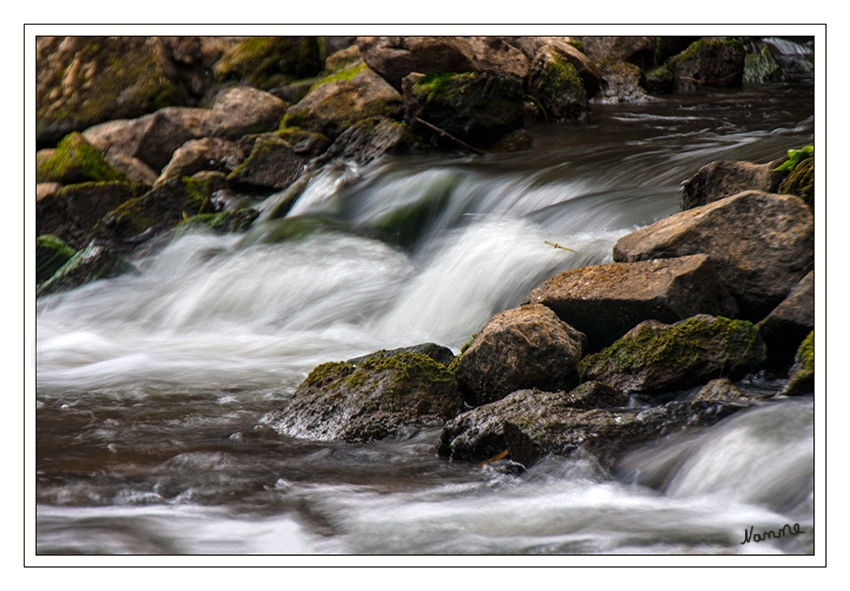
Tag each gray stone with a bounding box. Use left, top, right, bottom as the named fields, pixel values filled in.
left=679, top=158, right=786, bottom=210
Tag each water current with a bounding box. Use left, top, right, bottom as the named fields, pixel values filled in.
left=35, top=82, right=817, bottom=557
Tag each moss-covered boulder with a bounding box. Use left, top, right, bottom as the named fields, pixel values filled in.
left=212, top=36, right=323, bottom=90
left=744, top=42, right=784, bottom=83
left=402, top=71, right=524, bottom=150
left=36, top=235, right=77, bottom=284
left=581, top=36, right=698, bottom=72
left=36, top=245, right=136, bottom=298
left=783, top=331, right=814, bottom=396
left=577, top=315, right=766, bottom=397
left=36, top=132, right=128, bottom=185
left=237, top=215, right=353, bottom=247
left=266, top=345, right=463, bottom=442
left=592, top=58, right=650, bottom=104
left=654, top=39, right=746, bottom=93
left=175, top=208, right=260, bottom=235
left=281, top=65, right=404, bottom=139
left=779, top=155, right=814, bottom=211
left=36, top=181, right=149, bottom=249
left=455, top=304, right=587, bottom=407
left=36, top=37, right=185, bottom=147
left=526, top=45, right=589, bottom=121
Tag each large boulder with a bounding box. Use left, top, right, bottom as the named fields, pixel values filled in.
left=613, top=190, right=814, bottom=320
left=523, top=254, right=738, bottom=353
left=265, top=344, right=463, bottom=442
left=582, top=36, right=698, bottom=72
left=647, top=39, right=745, bottom=93
left=36, top=132, right=128, bottom=185
left=308, top=117, right=422, bottom=169
left=577, top=314, right=766, bottom=397
left=402, top=71, right=524, bottom=150
left=455, top=304, right=587, bottom=407
left=679, top=158, right=786, bottom=210
left=525, top=45, right=590, bottom=121
left=357, top=37, right=479, bottom=90
left=36, top=37, right=186, bottom=147
left=212, top=36, right=324, bottom=90
left=592, top=59, right=650, bottom=104
left=758, top=271, right=814, bottom=368
left=281, top=65, right=404, bottom=139
left=82, top=107, right=210, bottom=173
left=156, top=137, right=246, bottom=184
left=36, top=181, right=149, bottom=249
left=225, top=133, right=311, bottom=193
left=201, top=86, right=290, bottom=141
left=36, top=245, right=136, bottom=298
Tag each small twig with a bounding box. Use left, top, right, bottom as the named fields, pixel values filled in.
left=545, top=241, right=576, bottom=253
left=414, top=116, right=486, bottom=156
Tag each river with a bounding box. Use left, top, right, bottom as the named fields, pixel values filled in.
left=35, top=80, right=816, bottom=557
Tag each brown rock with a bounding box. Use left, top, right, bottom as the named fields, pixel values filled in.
left=757, top=271, right=814, bottom=367
left=613, top=191, right=814, bottom=319
left=357, top=36, right=478, bottom=90
left=226, top=134, right=308, bottom=192
left=455, top=304, right=587, bottom=406
left=202, top=86, right=290, bottom=141
left=679, top=158, right=786, bottom=210
left=157, top=137, right=245, bottom=184
left=524, top=254, right=738, bottom=353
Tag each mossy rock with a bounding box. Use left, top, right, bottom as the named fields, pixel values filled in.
left=644, top=64, right=675, bottom=94
left=526, top=47, right=589, bottom=120
left=37, top=37, right=184, bottom=146
left=267, top=347, right=463, bottom=442
left=176, top=208, right=260, bottom=235
left=36, top=235, right=77, bottom=284
left=213, top=37, right=324, bottom=90
left=783, top=331, right=814, bottom=396
left=665, top=39, right=745, bottom=91
left=237, top=215, right=353, bottom=247
left=779, top=156, right=814, bottom=211
left=578, top=314, right=766, bottom=397
left=744, top=43, right=783, bottom=83
left=36, top=132, right=127, bottom=184
left=36, top=245, right=136, bottom=298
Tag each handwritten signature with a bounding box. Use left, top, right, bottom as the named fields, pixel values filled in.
left=741, top=523, right=803, bottom=545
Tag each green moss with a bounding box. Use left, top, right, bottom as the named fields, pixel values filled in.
left=415, top=72, right=477, bottom=103
left=36, top=132, right=127, bottom=184
left=795, top=331, right=814, bottom=374
left=566, top=39, right=584, bottom=53
left=783, top=330, right=814, bottom=396
left=36, top=235, right=77, bottom=284
left=176, top=209, right=260, bottom=235
left=214, top=37, right=323, bottom=90
left=308, top=62, right=367, bottom=93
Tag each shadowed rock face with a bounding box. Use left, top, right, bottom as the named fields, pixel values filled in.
left=679, top=159, right=786, bottom=210
left=613, top=191, right=814, bottom=320
left=455, top=304, right=587, bottom=407
left=523, top=254, right=738, bottom=353
left=758, top=271, right=814, bottom=368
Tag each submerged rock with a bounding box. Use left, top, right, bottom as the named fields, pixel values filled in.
left=613, top=190, right=814, bottom=320
left=523, top=254, right=738, bottom=353
left=36, top=245, right=136, bottom=297
left=455, top=304, right=587, bottom=407
left=267, top=344, right=463, bottom=442
left=577, top=314, right=766, bottom=398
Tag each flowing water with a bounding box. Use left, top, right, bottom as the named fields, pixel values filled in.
left=35, top=83, right=816, bottom=556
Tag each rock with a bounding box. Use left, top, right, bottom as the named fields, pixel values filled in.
left=577, top=315, right=766, bottom=397
left=201, top=86, right=290, bottom=141
left=744, top=42, right=784, bottom=83
left=357, top=37, right=479, bottom=90
left=212, top=36, right=323, bottom=90
left=36, top=245, right=136, bottom=298
left=266, top=346, right=463, bottom=442
left=225, top=134, right=309, bottom=192
left=36, top=132, right=128, bottom=185
left=156, top=137, right=245, bottom=184
left=282, top=66, right=404, bottom=139
left=160, top=37, right=245, bottom=98
left=524, top=254, right=738, bottom=353
left=37, top=183, right=63, bottom=200
left=582, top=37, right=658, bottom=70
left=693, top=378, right=747, bottom=403
left=465, top=37, right=532, bottom=79
left=103, top=152, right=158, bottom=186
left=36, top=235, right=77, bottom=284
left=36, top=181, right=149, bottom=249
left=346, top=343, right=455, bottom=367
left=402, top=71, right=524, bottom=150
left=779, top=155, right=814, bottom=211
left=89, top=175, right=223, bottom=250
left=651, top=39, right=745, bottom=93
left=592, top=59, right=651, bottom=104
left=82, top=107, right=210, bottom=173
left=455, top=304, right=587, bottom=407
left=175, top=208, right=260, bottom=235
left=679, top=158, right=786, bottom=210
left=36, top=37, right=186, bottom=147
left=437, top=382, right=747, bottom=467
left=325, top=45, right=363, bottom=72
left=309, top=117, right=422, bottom=169
left=782, top=331, right=813, bottom=396
left=237, top=215, right=353, bottom=247
left=525, top=45, right=590, bottom=121
left=757, top=271, right=814, bottom=368
left=613, top=191, right=814, bottom=319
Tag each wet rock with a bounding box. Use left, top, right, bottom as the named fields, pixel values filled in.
left=592, top=59, right=651, bottom=104
left=157, top=137, right=245, bottom=184
left=36, top=181, right=149, bottom=249
left=402, top=71, right=524, bottom=150
left=346, top=343, right=455, bottom=367
left=309, top=117, right=422, bottom=169
left=524, top=254, right=738, bottom=353
left=36, top=245, right=136, bottom=298
left=357, top=37, right=479, bottom=90
left=782, top=331, right=814, bottom=396
left=744, top=42, right=784, bottom=83
left=226, top=134, right=309, bottom=192
left=648, top=39, right=745, bottom=93
left=36, top=132, right=128, bottom=185
left=201, top=86, right=290, bottom=141
left=779, top=155, right=814, bottom=211
left=679, top=158, right=786, bottom=210
left=175, top=208, right=260, bottom=235
left=282, top=66, right=404, bottom=139
left=613, top=190, right=814, bottom=320
left=577, top=314, right=766, bottom=398
left=36, top=235, right=77, bottom=284
left=582, top=36, right=697, bottom=72
left=525, top=45, right=590, bottom=121
left=455, top=304, right=587, bottom=407
left=693, top=378, right=747, bottom=403
left=266, top=345, right=463, bottom=442
left=213, top=36, right=323, bottom=90
left=757, top=271, right=814, bottom=368
left=103, top=152, right=158, bottom=186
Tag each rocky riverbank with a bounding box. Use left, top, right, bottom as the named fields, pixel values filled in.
left=36, top=35, right=815, bottom=470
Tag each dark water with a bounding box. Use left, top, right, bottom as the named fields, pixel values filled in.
left=36, top=82, right=816, bottom=555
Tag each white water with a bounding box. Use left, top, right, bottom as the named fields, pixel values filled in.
left=35, top=85, right=816, bottom=555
